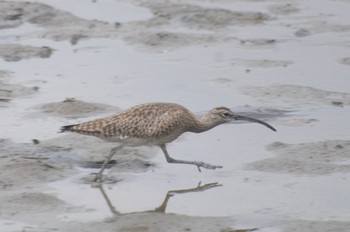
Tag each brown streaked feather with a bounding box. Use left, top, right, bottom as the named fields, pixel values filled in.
left=101, top=103, right=193, bottom=139
left=60, top=103, right=197, bottom=141
left=59, top=114, right=119, bottom=135
left=212, top=106, right=231, bottom=112
left=60, top=124, right=78, bottom=133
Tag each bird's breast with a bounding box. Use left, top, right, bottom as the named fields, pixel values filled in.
left=101, top=130, right=184, bottom=147
left=101, top=135, right=151, bottom=146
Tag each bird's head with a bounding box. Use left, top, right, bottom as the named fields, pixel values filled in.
left=208, top=107, right=276, bottom=131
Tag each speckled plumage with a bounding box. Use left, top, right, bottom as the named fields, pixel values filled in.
left=60, top=103, right=201, bottom=145
left=60, top=102, right=276, bottom=182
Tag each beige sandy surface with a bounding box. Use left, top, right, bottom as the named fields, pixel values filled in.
left=0, top=0, right=350, bottom=231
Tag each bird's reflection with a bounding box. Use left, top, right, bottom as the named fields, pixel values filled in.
left=92, top=182, right=257, bottom=232
left=95, top=181, right=221, bottom=215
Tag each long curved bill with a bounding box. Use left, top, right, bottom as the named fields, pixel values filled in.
left=234, top=115, right=276, bottom=132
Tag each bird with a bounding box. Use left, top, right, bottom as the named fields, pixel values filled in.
left=60, top=102, right=276, bottom=182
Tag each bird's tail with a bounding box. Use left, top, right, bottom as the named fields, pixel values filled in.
left=59, top=124, right=78, bottom=133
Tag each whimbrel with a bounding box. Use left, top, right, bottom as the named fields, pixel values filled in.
left=60, top=102, right=276, bottom=182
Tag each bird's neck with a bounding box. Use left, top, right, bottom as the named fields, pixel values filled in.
left=189, top=115, right=221, bottom=133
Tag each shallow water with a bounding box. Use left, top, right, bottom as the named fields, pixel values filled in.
left=1, top=0, right=350, bottom=231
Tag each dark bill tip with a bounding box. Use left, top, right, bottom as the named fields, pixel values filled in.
left=234, top=115, right=277, bottom=132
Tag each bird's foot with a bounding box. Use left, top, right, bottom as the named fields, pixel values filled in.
left=165, top=156, right=223, bottom=172
left=196, top=181, right=223, bottom=190
left=91, top=172, right=103, bottom=183
left=195, top=162, right=223, bottom=172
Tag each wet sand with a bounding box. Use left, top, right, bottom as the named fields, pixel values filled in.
left=1, top=0, right=350, bottom=231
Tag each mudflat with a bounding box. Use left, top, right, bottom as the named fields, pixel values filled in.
left=0, top=1, right=350, bottom=231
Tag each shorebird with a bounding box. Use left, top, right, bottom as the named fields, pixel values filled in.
left=60, top=102, right=276, bottom=182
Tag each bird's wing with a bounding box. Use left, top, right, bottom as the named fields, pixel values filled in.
left=60, top=114, right=118, bottom=135
left=100, top=105, right=188, bottom=139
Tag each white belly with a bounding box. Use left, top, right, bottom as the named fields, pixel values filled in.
left=99, top=132, right=184, bottom=147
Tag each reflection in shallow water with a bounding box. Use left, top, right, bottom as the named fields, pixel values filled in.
left=96, top=182, right=222, bottom=215
left=92, top=181, right=257, bottom=232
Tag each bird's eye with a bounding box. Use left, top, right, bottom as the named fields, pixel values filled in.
left=222, top=112, right=231, bottom=118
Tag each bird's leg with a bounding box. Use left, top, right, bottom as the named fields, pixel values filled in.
left=159, top=144, right=223, bottom=172
left=94, top=145, right=123, bottom=183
